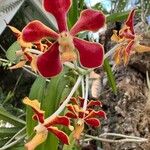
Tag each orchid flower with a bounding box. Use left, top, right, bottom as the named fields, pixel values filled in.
left=21, top=0, right=106, bottom=78
left=111, top=9, right=150, bottom=65
left=23, top=97, right=72, bottom=150
left=9, top=26, right=51, bottom=72
left=65, top=97, right=106, bottom=139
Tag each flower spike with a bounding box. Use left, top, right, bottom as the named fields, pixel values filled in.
left=111, top=8, right=150, bottom=65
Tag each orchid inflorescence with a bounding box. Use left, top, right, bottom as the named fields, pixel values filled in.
left=7, top=0, right=150, bottom=150
left=111, top=8, right=150, bottom=65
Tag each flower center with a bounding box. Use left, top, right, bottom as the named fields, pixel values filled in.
left=58, top=32, right=77, bottom=63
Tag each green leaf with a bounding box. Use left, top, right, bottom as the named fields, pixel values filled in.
left=68, top=0, right=78, bottom=29
left=6, top=41, right=21, bottom=63
left=26, top=77, right=46, bottom=136
left=103, top=59, right=117, bottom=94
left=62, top=133, right=76, bottom=150
left=38, top=70, right=71, bottom=150
left=0, top=106, right=25, bottom=127
left=107, top=10, right=140, bottom=23
left=0, top=127, right=20, bottom=138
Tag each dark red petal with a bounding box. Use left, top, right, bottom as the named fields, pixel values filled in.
left=70, top=97, right=78, bottom=105
left=70, top=9, right=105, bottom=36
left=73, top=37, right=104, bottom=68
left=125, top=9, right=136, bottom=34
left=43, top=0, right=71, bottom=32
left=123, top=40, right=134, bottom=65
left=66, top=104, right=78, bottom=118
left=37, top=42, right=63, bottom=78
left=85, top=110, right=106, bottom=119
left=78, top=97, right=85, bottom=107
left=47, top=126, right=69, bottom=144
left=45, top=116, right=70, bottom=128
left=85, top=118, right=100, bottom=127
left=87, top=100, right=102, bottom=108
left=65, top=112, right=78, bottom=118
left=22, top=20, right=58, bottom=42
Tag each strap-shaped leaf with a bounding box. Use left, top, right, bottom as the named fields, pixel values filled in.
left=0, top=106, right=25, bottom=127
left=103, top=58, right=117, bottom=94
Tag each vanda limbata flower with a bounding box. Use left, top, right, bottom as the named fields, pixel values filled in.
left=8, top=26, right=52, bottom=72
left=20, top=0, right=106, bottom=77
left=111, top=8, right=150, bottom=65
left=65, top=97, right=106, bottom=139
left=23, top=97, right=73, bottom=150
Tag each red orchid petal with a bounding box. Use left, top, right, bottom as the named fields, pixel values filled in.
left=37, top=42, right=63, bottom=78
left=85, top=118, right=100, bottom=127
left=45, top=116, right=70, bottom=128
left=70, top=97, right=78, bottom=105
left=78, top=97, right=85, bottom=107
left=43, top=0, right=71, bottom=32
left=23, top=97, right=45, bottom=123
left=22, top=20, right=58, bottom=42
left=65, top=112, right=78, bottom=118
left=78, top=111, right=85, bottom=119
left=66, top=104, right=78, bottom=118
left=73, top=37, right=104, bottom=68
left=70, top=9, right=105, bottom=36
left=124, top=40, right=134, bottom=65
left=125, top=9, right=136, bottom=34
left=47, top=126, right=69, bottom=144
left=87, top=100, right=102, bottom=108
left=85, top=110, right=106, bottom=119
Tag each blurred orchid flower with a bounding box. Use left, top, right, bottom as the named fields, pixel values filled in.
left=23, top=97, right=72, bottom=150
left=21, top=0, right=106, bottom=77
left=65, top=97, right=106, bottom=139
left=8, top=26, right=52, bottom=72
left=111, top=9, right=150, bottom=65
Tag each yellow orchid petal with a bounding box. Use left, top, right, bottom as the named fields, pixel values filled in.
left=8, top=25, right=22, bottom=35
left=8, top=25, right=33, bottom=48
left=73, top=121, right=84, bottom=140
left=9, top=61, right=26, bottom=69
left=111, top=30, right=121, bottom=42
left=23, top=97, right=44, bottom=114
left=25, top=130, right=48, bottom=150
left=18, top=36, right=33, bottom=48
left=134, top=44, right=150, bottom=53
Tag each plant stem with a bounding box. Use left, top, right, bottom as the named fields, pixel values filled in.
left=84, top=133, right=148, bottom=143
left=81, top=77, right=85, bottom=98
left=43, top=75, right=83, bottom=124
left=83, top=74, right=89, bottom=111
left=4, top=127, right=26, bottom=146
left=0, top=134, right=26, bottom=150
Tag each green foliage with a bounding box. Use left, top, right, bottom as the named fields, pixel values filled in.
left=6, top=41, right=21, bottom=63
left=0, top=106, right=25, bottom=127
left=103, top=59, right=117, bottom=94
left=68, top=0, right=78, bottom=29
left=26, top=77, right=46, bottom=136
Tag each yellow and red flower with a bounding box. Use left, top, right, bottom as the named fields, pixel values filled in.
left=65, top=97, right=106, bottom=139
left=111, top=9, right=150, bottom=65
left=21, top=0, right=106, bottom=77
left=23, top=97, right=72, bottom=150
left=9, top=26, right=52, bottom=72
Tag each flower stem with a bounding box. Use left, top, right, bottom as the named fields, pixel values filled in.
left=84, top=133, right=148, bottom=143
left=83, top=74, right=89, bottom=111
left=81, top=77, right=85, bottom=98
left=43, top=75, right=83, bottom=124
